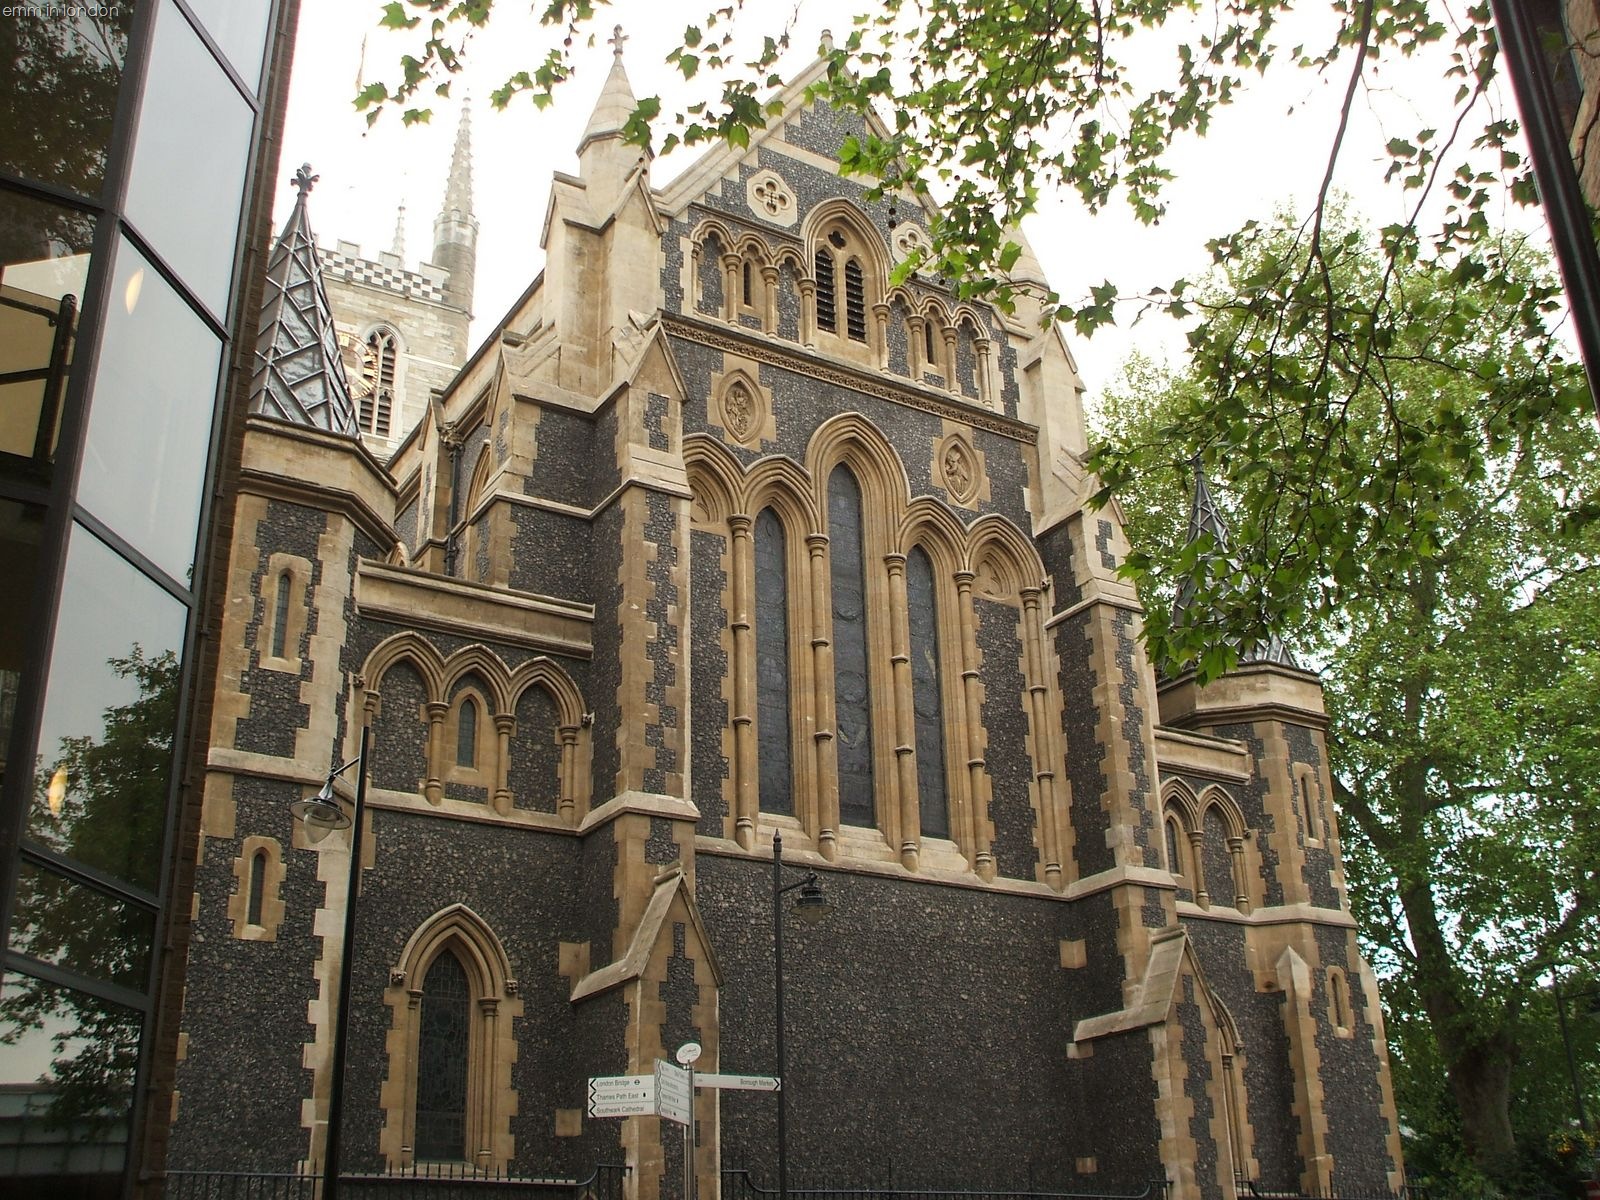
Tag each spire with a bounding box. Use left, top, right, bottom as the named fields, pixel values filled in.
left=391, top=202, right=406, bottom=260
left=442, top=99, right=473, bottom=219
left=249, top=164, right=359, bottom=437
left=431, top=98, right=479, bottom=314
left=1172, top=457, right=1297, bottom=670
left=579, top=25, right=642, bottom=154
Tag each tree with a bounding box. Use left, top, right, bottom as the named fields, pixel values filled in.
left=357, top=0, right=1588, bottom=671
left=1093, top=217, right=1600, bottom=1184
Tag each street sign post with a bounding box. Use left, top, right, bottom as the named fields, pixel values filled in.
left=654, top=1059, right=692, bottom=1125
left=695, top=1073, right=780, bottom=1092
left=587, top=1075, right=655, bottom=1118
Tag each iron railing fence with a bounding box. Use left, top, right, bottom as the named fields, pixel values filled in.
left=721, top=1167, right=1171, bottom=1200
left=165, top=1163, right=629, bottom=1200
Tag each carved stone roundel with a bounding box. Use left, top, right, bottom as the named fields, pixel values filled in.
left=719, top=377, right=765, bottom=446
left=746, top=170, right=797, bottom=228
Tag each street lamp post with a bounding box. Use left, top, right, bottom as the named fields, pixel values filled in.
left=289, top=724, right=371, bottom=1200
left=772, top=830, right=829, bottom=1200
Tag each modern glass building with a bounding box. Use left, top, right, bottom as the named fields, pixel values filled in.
left=0, top=2, right=298, bottom=1195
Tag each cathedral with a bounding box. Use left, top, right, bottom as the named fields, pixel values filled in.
left=167, top=36, right=1404, bottom=1200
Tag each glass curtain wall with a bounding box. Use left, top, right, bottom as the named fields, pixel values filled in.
left=0, top=2, right=283, bottom=1197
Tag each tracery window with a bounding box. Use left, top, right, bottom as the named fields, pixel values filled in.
left=362, top=328, right=398, bottom=438
left=829, top=466, right=875, bottom=826
left=906, top=546, right=949, bottom=838
left=754, top=508, right=793, bottom=816
left=815, top=248, right=837, bottom=333
left=415, top=950, right=471, bottom=1161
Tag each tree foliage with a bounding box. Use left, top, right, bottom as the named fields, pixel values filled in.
left=358, top=0, right=1587, bottom=666
left=1094, top=220, right=1600, bottom=1183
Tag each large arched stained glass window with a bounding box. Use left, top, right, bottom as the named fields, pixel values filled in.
left=755, top=508, right=793, bottom=815
left=829, top=467, right=874, bottom=826
left=415, top=950, right=471, bottom=1161
left=906, top=547, right=949, bottom=838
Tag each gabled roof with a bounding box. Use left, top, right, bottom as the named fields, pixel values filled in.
left=248, top=164, right=359, bottom=436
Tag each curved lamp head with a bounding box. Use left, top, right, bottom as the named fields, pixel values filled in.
left=794, top=875, right=831, bottom=925
left=290, top=783, right=352, bottom=843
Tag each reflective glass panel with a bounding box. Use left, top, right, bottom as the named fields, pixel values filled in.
left=123, top=0, right=252, bottom=316
left=0, top=188, right=94, bottom=473
left=78, top=237, right=222, bottom=584
left=0, top=5, right=132, bottom=197
left=0, top=498, right=46, bottom=778
left=10, top=862, right=157, bottom=991
left=0, top=971, right=140, bottom=1190
left=181, top=0, right=272, bottom=93
left=26, top=523, right=186, bottom=892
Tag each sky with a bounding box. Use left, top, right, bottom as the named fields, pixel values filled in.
left=274, top=1, right=1539, bottom=407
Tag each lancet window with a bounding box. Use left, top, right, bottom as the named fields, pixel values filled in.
left=754, top=508, right=794, bottom=816
left=907, top=546, right=949, bottom=838
left=829, top=466, right=875, bottom=826
left=415, top=949, right=471, bottom=1161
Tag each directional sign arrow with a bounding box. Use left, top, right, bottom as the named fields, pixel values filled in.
left=588, top=1097, right=655, bottom=1118
left=588, top=1075, right=655, bottom=1116
left=694, top=1073, right=781, bottom=1092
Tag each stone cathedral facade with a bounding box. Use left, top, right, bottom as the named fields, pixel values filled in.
left=167, top=41, right=1405, bottom=1200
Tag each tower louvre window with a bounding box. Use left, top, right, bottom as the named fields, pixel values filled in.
left=814, top=249, right=836, bottom=332
left=363, top=329, right=397, bottom=438
left=844, top=257, right=866, bottom=341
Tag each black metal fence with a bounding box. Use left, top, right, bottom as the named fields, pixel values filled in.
left=720, top=1168, right=1171, bottom=1200
left=165, top=1163, right=630, bottom=1200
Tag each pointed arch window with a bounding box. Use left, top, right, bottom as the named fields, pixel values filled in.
left=415, top=950, right=471, bottom=1161
left=829, top=467, right=874, bottom=826
left=363, top=328, right=398, bottom=438
left=1164, top=812, right=1185, bottom=878
left=755, top=509, right=794, bottom=816
left=923, top=317, right=937, bottom=367
left=270, top=570, right=292, bottom=659
left=457, top=696, right=478, bottom=768
left=906, top=547, right=949, bottom=838
left=742, top=258, right=754, bottom=306
left=246, top=849, right=267, bottom=926
left=814, top=249, right=837, bottom=333
left=843, top=258, right=867, bottom=341
left=1296, top=763, right=1324, bottom=844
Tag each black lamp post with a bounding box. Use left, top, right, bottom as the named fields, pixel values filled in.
left=772, top=830, right=829, bottom=1200
left=1554, top=977, right=1600, bottom=1137
left=289, top=724, right=370, bottom=1200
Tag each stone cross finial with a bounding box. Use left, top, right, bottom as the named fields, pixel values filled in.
left=293, top=163, right=318, bottom=196
left=609, top=24, right=627, bottom=59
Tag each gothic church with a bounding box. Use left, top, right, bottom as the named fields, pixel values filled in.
left=168, top=36, right=1405, bottom=1200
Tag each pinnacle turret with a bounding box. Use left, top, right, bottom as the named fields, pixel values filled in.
left=1172, top=457, right=1297, bottom=669
left=249, top=164, right=359, bottom=437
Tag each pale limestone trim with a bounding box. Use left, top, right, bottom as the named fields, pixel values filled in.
left=569, top=867, right=724, bottom=1002
left=1176, top=901, right=1358, bottom=929
left=377, top=905, right=523, bottom=1171
left=259, top=553, right=312, bottom=674
left=1153, top=726, right=1252, bottom=784
left=580, top=790, right=701, bottom=834
left=357, top=560, right=594, bottom=657
left=1074, top=927, right=1188, bottom=1043
left=227, top=835, right=286, bottom=941
left=1277, top=944, right=1334, bottom=1191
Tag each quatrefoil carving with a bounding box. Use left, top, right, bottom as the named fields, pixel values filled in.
left=746, top=170, right=798, bottom=228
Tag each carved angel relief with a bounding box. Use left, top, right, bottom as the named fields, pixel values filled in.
left=939, top=435, right=979, bottom=504
left=718, top=376, right=765, bottom=446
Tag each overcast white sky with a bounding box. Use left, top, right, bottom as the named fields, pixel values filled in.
left=274, top=1, right=1541, bottom=405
